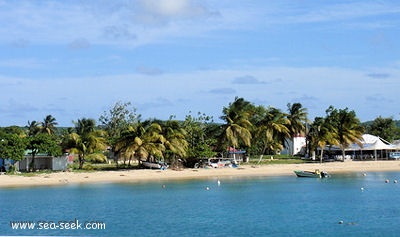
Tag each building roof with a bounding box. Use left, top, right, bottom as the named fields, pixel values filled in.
left=346, top=134, right=396, bottom=151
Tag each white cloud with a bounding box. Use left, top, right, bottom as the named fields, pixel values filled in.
left=0, top=0, right=222, bottom=47
left=138, top=0, right=205, bottom=19
left=1, top=1, right=399, bottom=48
left=1, top=64, right=399, bottom=126
left=232, top=75, right=265, bottom=84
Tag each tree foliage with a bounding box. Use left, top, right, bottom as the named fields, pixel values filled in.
left=25, top=133, right=62, bottom=171
left=324, top=106, right=364, bottom=158
left=63, top=118, right=107, bottom=169
left=0, top=131, right=26, bottom=161
left=2, top=98, right=394, bottom=170
left=220, top=97, right=253, bottom=150
left=183, top=112, right=216, bottom=160
left=365, top=116, right=399, bottom=142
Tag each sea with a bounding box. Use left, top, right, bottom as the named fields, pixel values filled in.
left=1, top=171, right=400, bottom=237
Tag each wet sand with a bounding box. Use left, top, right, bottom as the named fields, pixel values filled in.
left=1, top=160, right=400, bottom=188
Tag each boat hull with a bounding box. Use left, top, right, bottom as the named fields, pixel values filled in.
left=142, top=161, right=161, bottom=169
left=294, top=170, right=329, bottom=178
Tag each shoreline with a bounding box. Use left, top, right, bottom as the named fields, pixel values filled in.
left=1, top=160, right=400, bottom=188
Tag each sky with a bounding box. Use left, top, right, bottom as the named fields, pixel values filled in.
left=1, top=0, right=400, bottom=127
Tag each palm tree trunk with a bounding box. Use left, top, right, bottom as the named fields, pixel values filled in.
left=341, top=149, right=346, bottom=162
left=256, top=144, right=268, bottom=165
left=232, top=146, right=237, bottom=164
left=29, top=153, right=36, bottom=172
left=78, top=154, right=84, bottom=169
left=319, top=148, right=324, bottom=164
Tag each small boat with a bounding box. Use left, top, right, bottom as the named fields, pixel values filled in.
left=294, top=169, right=329, bottom=178
left=142, top=161, right=168, bottom=170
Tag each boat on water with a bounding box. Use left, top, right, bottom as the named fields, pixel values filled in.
left=294, top=169, right=329, bottom=178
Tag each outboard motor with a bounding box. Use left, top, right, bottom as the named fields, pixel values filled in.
left=321, top=172, right=329, bottom=178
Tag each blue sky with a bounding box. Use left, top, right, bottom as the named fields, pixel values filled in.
left=1, top=0, right=400, bottom=126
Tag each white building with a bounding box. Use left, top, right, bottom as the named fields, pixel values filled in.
left=281, top=134, right=306, bottom=156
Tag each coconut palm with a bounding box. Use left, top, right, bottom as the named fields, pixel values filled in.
left=286, top=103, right=308, bottom=155
left=253, top=106, right=290, bottom=164
left=64, top=118, right=107, bottom=169
left=220, top=97, right=253, bottom=161
left=325, top=106, right=364, bottom=159
left=160, top=118, right=188, bottom=168
left=74, top=117, right=96, bottom=136
left=27, top=120, right=41, bottom=137
left=308, top=117, right=339, bottom=163
left=116, top=120, right=166, bottom=166
left=286, top=103, right=308, bottom=135
left=41, top=115, right=58, bottom=135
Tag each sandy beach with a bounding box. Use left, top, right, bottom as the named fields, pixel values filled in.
left=1, top=160, right=400, bottom=188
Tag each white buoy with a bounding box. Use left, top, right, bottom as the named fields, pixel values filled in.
left=206, top=186, right=210, bottom=190
left=217, top=180, right=221, bottom=186
left=360, top=187, right=364, bottom=191
left=385, top=179, right=390, bottom=183
left=394, top=180, right=398, bottom=183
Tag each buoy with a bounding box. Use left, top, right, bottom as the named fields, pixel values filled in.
left=363, top=173, right=367, bottom=176
left=162, top=184, right=166, bottom=188
left=206, top=186, right=210, bottom=190
left=217, top=180, right=221, bottom=186
left=338, top=220, right=344, bottom=224
left=360, top=187, right=364, bottom=191
left=394, top=180, right=398, bottom=183
left=385, top=179, right=390, bottom=183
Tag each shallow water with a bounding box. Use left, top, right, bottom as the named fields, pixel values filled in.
left=1, top=172, right=400, bottom=236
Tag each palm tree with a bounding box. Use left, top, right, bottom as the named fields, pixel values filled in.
left=65, top=118, right=107, bottom=169
left=41, top=115, right=58, bottom=135
left=308, top=117, right=339, bottom=163
left=160, top=118, right=188, bottom=169
left=27, top=120, right=41, bottom=137
left=325, top=106, right=364, bottom=159
left=116, top=120, right=166, bottom=166
left=253, top=106, right=290, bottom=164
left=220, top=97, right=253, bottom=162
left=286, top=103, right=308, bottom=155
left=74, top=117, right=96, bottom=136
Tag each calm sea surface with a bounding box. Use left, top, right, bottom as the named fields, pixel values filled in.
left=1, top=171, right=400, bottom=236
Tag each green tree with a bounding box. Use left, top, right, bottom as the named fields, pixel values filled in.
left=116, top=120, right=166, bottom=166
left=25, top=133, right=62, bottom=171
left=252, top=106, right=290, bottom=163
left=1, top=126, right=25, bottom=137
left=365, top=116, right=397, bottom=142
left=99, top=101, right=141, bottom=162
left=0, top=132, right=26, bottom=164
left=220, top=97, right=253, bottom=161
left=27, top=120, right=41, bottom=136
left=183, top=112, right=216, bottom=162
left=41, top=115, right=58, bottom=135
left=286, top=102, right=308, bottom=136
left=308, top=117, right=339, bottom=163
left=63, top=118, right=107, bottom=169
left=325, top=106, right=364, bottom=159
left=160, top=117, right=188, bottom=168
left=286, top=102, right=308, bottom=155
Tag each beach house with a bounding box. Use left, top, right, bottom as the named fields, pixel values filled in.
left=14, top=152, right=72, bottom=171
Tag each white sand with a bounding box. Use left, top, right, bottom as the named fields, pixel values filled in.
left=1, top=160, right=400, bottom=188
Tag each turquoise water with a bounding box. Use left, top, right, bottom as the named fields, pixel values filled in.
left=1, top=172, right=400, bottom=236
